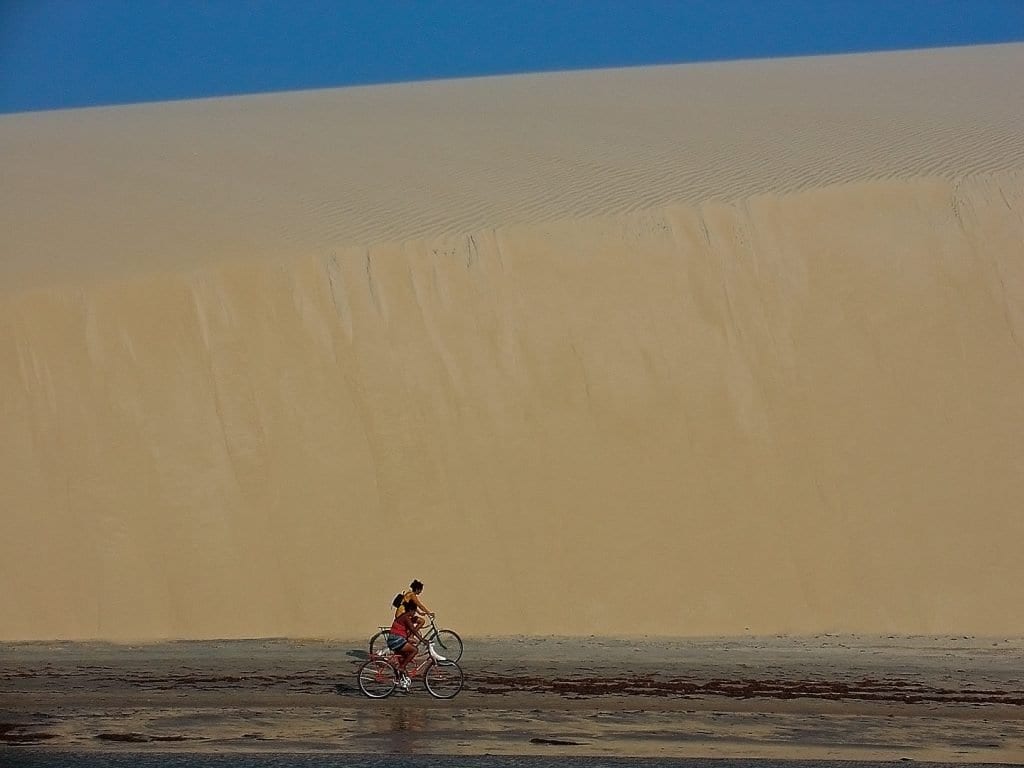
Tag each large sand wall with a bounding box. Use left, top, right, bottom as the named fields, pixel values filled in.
left=2, top=171, right=1023, bottom=641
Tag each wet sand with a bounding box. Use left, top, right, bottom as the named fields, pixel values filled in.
left=2, top=636, right=1022, bottom=763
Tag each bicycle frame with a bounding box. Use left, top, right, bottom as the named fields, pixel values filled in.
left=381, top=637, right=446, bottom=678
left=419, top=616, right=444, bottom=645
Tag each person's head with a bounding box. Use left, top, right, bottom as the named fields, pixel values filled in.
left=403, top=600, right=419, bottom=614
left=410, top=579, right=424, bottom=594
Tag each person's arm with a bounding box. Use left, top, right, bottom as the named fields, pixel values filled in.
left=413, top=593, right=434, bottom=617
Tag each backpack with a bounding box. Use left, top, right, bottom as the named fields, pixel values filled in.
left=391, top=593, right=404, bottom=608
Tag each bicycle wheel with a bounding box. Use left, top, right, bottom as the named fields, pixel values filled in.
left=368, top=630, right=389, bottom=657
left=424, top=660, right=464, bottom=699
left=357, top=659, right=397, bottom=698
left=432, top=629, right=463, bottom=662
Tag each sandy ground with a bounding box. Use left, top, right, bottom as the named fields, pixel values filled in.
left=2, top=636, right=1023, bottom=762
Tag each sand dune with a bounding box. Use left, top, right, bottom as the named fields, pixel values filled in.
left=3, top=43, right=1024, bottom=291
left=1, top=44, right=1023, bottom=641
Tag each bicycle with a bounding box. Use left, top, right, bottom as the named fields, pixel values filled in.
left=369, top=615, right=463, bottom=662
left=357, top=641, right=464, bottom=699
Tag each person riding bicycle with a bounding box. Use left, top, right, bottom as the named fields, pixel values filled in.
left=394, top=579, right=434, bottom=627
left=387, top=599, right=424, bottom=690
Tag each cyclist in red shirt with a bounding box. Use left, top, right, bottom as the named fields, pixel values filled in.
left=387, top=600, right=424, bottom=690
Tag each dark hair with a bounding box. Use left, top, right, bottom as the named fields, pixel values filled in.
left=403, top=600, right=418, bottom=613
left=410, top=580, right=424, bottom=591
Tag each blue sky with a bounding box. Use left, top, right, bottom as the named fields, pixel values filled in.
left=2, top=1, right=1024, bottom=114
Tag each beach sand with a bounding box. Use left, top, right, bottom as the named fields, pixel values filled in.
left=2, top=636, right=1023, bottom=762
left=2, top=43, right=1024, bottom=645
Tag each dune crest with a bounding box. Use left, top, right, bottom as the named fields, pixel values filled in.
left=2, top=169, right=1023, bottom=640
left=3, top=44, right=1024, bottom=292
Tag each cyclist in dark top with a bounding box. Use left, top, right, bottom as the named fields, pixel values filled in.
left=395, top=579, right=434, bottom=622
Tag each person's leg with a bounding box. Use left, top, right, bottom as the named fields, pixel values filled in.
left=398, top=643, right=415, bottom=671
left=397, top=645, right=415, bottom=688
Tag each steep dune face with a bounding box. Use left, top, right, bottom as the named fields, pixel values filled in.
left=2, top=172, right=1022, bottom=641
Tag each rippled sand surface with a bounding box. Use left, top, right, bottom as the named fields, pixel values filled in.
left=2, top=636, right=1023, bottom=763
left=3, top=45, right=1024, bottom=290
